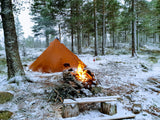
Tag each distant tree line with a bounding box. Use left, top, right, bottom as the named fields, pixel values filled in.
left=31, top=0, right=160, bottom=56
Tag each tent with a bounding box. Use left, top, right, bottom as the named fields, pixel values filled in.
left=29, top=39, right=86, bottom=73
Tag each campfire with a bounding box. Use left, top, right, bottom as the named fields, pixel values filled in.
left=72, top=62, right=97, bottom=88
left=48, top=62, right=99, bottom=103
left=75, top=62, right=93, bottom=82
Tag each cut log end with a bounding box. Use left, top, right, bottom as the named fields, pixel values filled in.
left=100, top=102, right=117, bottom=115
left=62, top=104, right=79, bottom=118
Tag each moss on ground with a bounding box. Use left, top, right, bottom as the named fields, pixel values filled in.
left=0, top=70, right=6, bottom=75
left=0, top=111, right=13, bottom=120
left=140, top=48, right=160, bottom=55
left=0, top=92, right=14, bottom=104
left=95, top=57, right=101, bottom=61
left=148, top=56, right=158, bottom=63
left=0, top=58, right=6, bottom=65
left=90, top=86, right=102, bottom=95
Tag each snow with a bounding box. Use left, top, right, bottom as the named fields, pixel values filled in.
left=0, top=47, right=160, bottom=120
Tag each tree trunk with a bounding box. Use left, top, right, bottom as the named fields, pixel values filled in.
left=140, top=32, right=142, bottom=45
left=153, top=33, right=154, bottom=43
left=105, top=26, right=108, bottom=47
left=146, top=34, right=147, bottom=43
left=137, top=29, right=139, bottom=51
left=113, top=30, right=115, bottom=48
left=94, top=0, right=98, bottom=56
left=71, top=29, right=74, bottom=52
left=76, top=25, right=80, bottom=54
left=125, top=30, right=127, bottom=42
left=59, top=24, right=61, bottom=42
left=102, top=0, right=105, bottom=55
left=74, top=34, right=77, bottom=47
left=1, top=0, right=25, bottom=79
left=131, top=0, right=137, bottom=57
left=76, top=3, right=81, bottom=54
left=159, top=35, right=160, bottom=48
left=80, top=29, right=83, bottom=49
left=71, top=4, right=74, bottom=52
left=154, top=33, right=156, bottom=43
left=77, top=29, right=81, bottom=54
left=136, top=4, right=139, bottom=51
left=45, top=33, right=49, bottom=48
left=88, top=32, right=90, bottom=47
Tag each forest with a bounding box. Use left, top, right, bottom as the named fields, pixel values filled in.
left=29, top=0, right=160, bottom=57
left=0, top=0, right=160, bottom=120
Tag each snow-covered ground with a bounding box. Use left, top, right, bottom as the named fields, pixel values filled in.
left=0, top=47, right=160, bottom=120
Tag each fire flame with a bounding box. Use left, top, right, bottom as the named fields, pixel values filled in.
left=75, top=62, right=92, bottom=82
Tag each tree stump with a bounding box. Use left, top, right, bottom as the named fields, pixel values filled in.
left=100, top=102, right=117, bottom=115
left=62, top=104, right=79, bottom=118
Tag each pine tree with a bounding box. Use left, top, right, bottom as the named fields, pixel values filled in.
left=94, top=0, right=98, bottom=56
left=131, top=0, right=137, bottom=57
left=106, top=0, right=120, bottom=48
left=81, top=1, right=94, bottom=48
left=154, top=0, right=160, bottom=44
left=102, top=0, right=105, bottom=55
left=119, top=2, right=132, bottom=43
left=31, top=0, right=58, bottom=47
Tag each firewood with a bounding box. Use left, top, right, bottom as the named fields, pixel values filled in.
left=48, top=69, right=100, bottom=103
left=63, top=71, right=83, bottom=88
left=47, top=83, right=83, bottom=103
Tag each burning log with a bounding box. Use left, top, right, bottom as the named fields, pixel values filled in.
left=71, top=62, right=98, bottom=88
left=72, top=70, right=97, bottom=88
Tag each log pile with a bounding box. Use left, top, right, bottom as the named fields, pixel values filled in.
left=47, top=69, right=100, bottom=103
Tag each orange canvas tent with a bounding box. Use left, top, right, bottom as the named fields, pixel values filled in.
left=29, top=39, right=86, bottom=73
